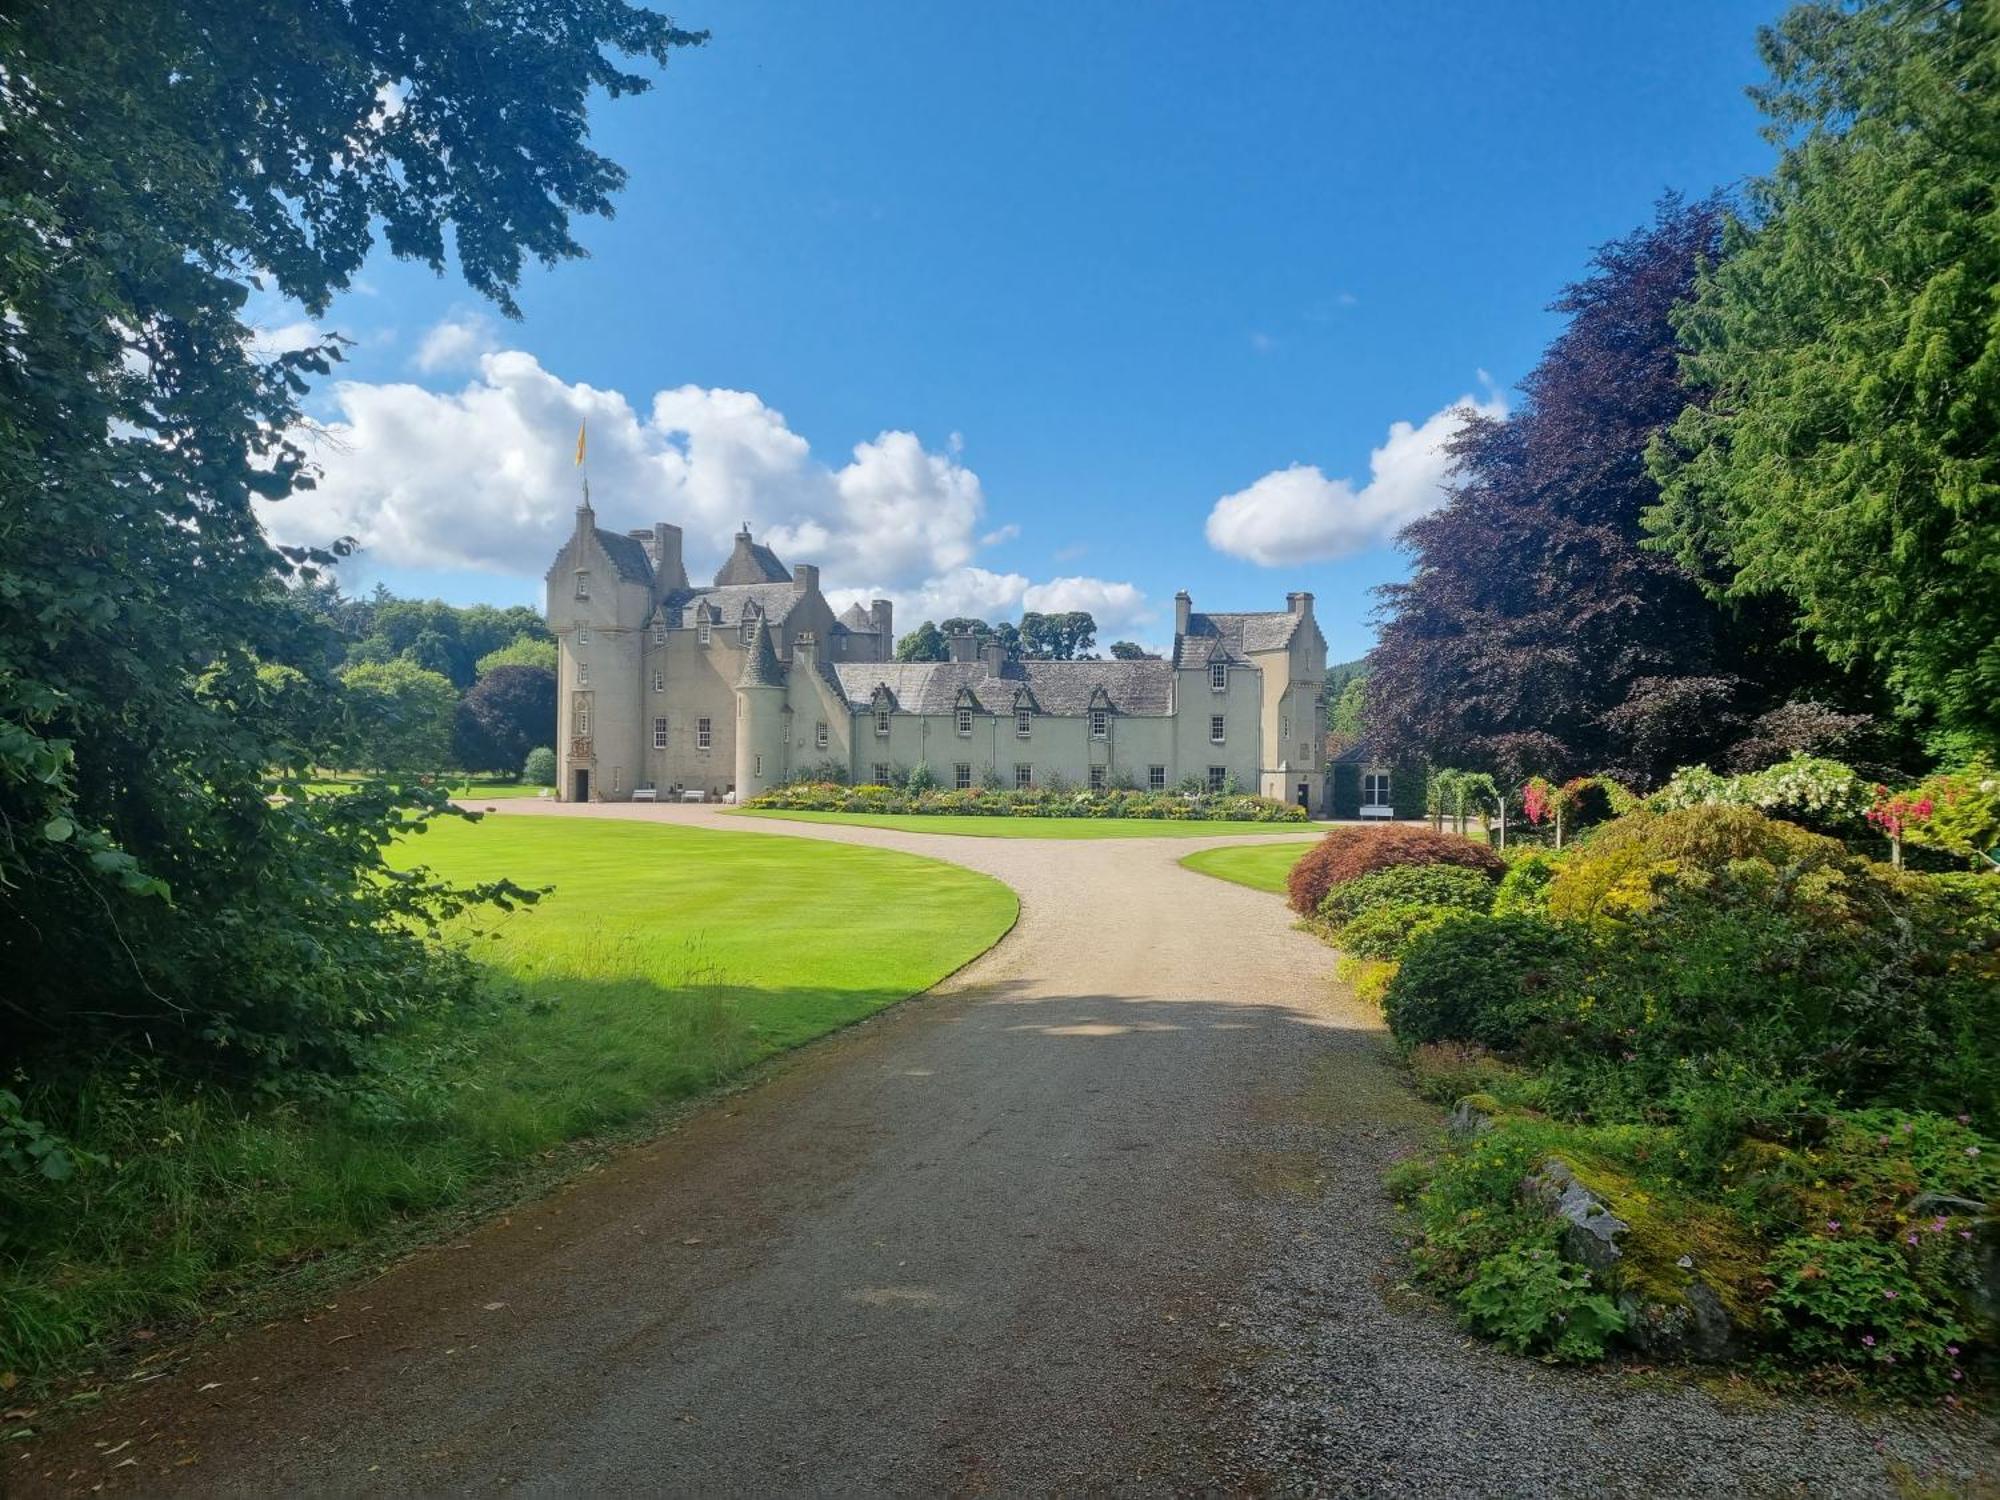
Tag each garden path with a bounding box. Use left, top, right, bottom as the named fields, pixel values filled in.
left=15, top=804, right=1992, bottom=1496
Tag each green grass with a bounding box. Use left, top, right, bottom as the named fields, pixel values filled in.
left=1179, top=839, right=1312, bottom=892
left=289, top=774, right=548, bottom=799
left=0, top=818, right=1014, bottom=1386
left=732, top=808, right=1330, bottom=839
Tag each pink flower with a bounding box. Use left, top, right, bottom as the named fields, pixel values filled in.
left=1948, top=1346, right=1960, bottom=1357
left=1963, top=1230, right=1975, bottom=1241
left=1905, top=1233, right=1919, bottom=1246
left=1826, top=1220, right=1841, bottom=1232
left=1862, top=1335, right=1876, bottom=1348
left=1931, top=1217, right=1948, bottom=1232
left=1883, top=1289, right=1899, bottom=1300
left=1952, top=1369, right=1964, bottom=1381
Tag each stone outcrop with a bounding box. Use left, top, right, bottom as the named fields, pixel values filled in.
left=1521, top=1156, right=1742, bottom=1362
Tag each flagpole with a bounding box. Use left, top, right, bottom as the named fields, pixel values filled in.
left=575, top=421, right=589, bottom=509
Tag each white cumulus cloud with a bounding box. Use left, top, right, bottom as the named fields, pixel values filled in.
left=1204, top=387, right=1507, bottom=566
left=413, top=314, right=498, bottom=373
left=260, top=347, right=1150, bottom=637
left=1023, top=576, right=1153, bottom=633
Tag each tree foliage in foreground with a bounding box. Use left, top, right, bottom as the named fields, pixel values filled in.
left=1647, top=0, right=2000, bottom=756
left=0, top=0, right=701, bottom=1078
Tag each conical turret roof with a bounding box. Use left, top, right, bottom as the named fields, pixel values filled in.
left=736, top=616, right=785, bottom=689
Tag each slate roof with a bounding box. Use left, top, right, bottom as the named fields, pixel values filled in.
left=829, top=659, right=1175, bottom=716
left=663, top=582, right=802, bottom=629
left=837, top=602, right=876, bottom=630
left=594, top=528, right=654, bottom=584
left=1328, top=735, right=1395, bottom=766
left=1173, top=609, right=1299, bottom=667
left=545, top=519, right=655, bottom=585
left=714, top=529, right=792, bottom=586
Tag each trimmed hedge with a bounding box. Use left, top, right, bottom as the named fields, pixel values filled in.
left=1287, top=825, right=1505, bottom=917
left=746, top=782, right=1308, bottom=823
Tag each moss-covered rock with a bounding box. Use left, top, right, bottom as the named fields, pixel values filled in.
left=1521, top=1153, right=1765, bottom=1362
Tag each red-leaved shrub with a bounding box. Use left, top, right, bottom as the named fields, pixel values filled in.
left=1286, top=825, right=1504, bottom=917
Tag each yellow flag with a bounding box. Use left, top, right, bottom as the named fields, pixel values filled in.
left=575, top=422, right=587, bottom=466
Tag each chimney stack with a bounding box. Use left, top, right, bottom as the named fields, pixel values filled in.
left=652, top=522, right=687, bottom=593
left=792, top=563, right=819, bottom=596
left=1288, top=591, right=1314, bottom=620
left=1174, top=590, right=1192, bottom=637
left=981, top=636, right=1006, bottom=674
left=948, top=630, right=977, bottom=664
left=871, top=598, right=894, bottom=654
left=794, top=631, right=817, bottom=664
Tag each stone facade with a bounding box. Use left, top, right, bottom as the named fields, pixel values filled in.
left=545, top=507, right=1329, bottom=810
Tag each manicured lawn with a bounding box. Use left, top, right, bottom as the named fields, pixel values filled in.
left=733, top=808, right=1330, bottom=839
left=0, top=818, right=1014, bottom=1384
left=1179, top=839, right=1311, bottom=893
left=288, top=774, right=548, bottom=799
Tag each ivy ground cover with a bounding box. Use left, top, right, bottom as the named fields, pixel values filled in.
left=0, top=817, right=1015, bottom=1385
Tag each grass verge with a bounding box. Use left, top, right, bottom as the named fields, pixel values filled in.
left=292, top=774, right=548, bottom=799
left=0, top=816, right=1015, bottom=1388
left=1178, top=840, right=1309, bottom=891
left=733, top=808, right=1329, bottom=840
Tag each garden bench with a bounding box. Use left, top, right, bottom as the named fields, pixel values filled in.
left=680, top=788, right=706, bottom=803
left=1359, top=803, right=1394, bottom=819
left=630, top=786, right=657, bottom=802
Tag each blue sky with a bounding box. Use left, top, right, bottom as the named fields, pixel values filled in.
left=264, top=0, right=1790, bottom=662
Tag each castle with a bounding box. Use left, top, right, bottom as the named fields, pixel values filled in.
left=545, top=503, right=1329, bottom=811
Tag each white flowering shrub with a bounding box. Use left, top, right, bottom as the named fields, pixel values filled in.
left=1653, top=753, right=1870, bottom=829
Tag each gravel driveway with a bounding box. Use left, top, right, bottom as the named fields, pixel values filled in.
left=14, top=805, right=1993, bottom=1497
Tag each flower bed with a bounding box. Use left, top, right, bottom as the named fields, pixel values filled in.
left=745, top=781, right=1309, bottom=822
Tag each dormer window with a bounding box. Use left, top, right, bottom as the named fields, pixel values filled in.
left=875, top=708, right=891, bottom=737
left=1210, top=661, right=1227, bottom=692
left=574, top=570, right=590, bottom=600
left=956, top=707, right=973, bottom=736
left=1016, top=710, right=1032, bottom=738
left=1089, top=708, right=1108, bottom=739
left=741, top=620, right=756, bottom=644
left=653, top=621, right=666, bottom=644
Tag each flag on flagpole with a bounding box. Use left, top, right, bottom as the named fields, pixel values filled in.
left=575, top=422, right=587, bottom=467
